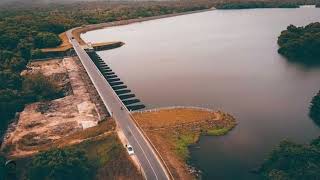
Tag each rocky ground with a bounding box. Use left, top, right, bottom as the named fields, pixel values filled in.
left=1, top=57, right=108, bottom=157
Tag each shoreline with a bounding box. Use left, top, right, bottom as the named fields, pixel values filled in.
left=133, top=107, right=236, bottom=179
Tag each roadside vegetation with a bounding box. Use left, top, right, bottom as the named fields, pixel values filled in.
left=310, top=90, right=320, bottom=127
left=277, top=22, right=320, bottom=64
left=2, top=120, right=140, bottom=180
left=259, top=137, right=320, bottom=179
left=29, top=148, right=93, bottom=180
left=24, top=134, right=140, bottom=180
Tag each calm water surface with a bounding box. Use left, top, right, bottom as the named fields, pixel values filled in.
left=82, top=8, right=320, bottom=179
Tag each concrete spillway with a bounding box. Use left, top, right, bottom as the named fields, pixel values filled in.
left=127, top=104, right=146, bottom=111
left=106, top=74, right=117, bottom=79
left=87, top=51, right=145, bottom=111
left=112, top=85, right=127, bottom=90
left=115, top=89, right=131, bottom=95
left=109, top=81, right=124, bottom=86
left=119, top=94, right=136, bottom=100
left=122, top=99, right=141, bottom=105
left=101, top=69, right=112, bottom=73
left=105, top=72, right=115, bottom=75
left=107, top=78, right=121, bottom=83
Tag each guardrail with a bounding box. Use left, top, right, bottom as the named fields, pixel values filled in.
left=135, top=106, right=216, bottom=113
left=79, top=48, right=174, bottom=180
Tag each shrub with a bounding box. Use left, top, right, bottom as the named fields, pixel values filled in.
left=259, top=138, right=320, bottom=179
left=34, top=32, right=61, bottom=48
left=22, top=73, right=62, bottom=101
left=29, top=148, right=93, bottom=180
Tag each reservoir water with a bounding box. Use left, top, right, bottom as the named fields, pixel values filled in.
left=82, top=7, right=320, bottom=179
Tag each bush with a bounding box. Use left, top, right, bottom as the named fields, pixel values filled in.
left=29, top=148, right=94, bottom=180
left=34, top=32, right=61, bottom=48
left=22, top=73, right=62, bottom=101
left=259, top=137, right=320, bottom=180
left=207, top=127, right=231, bottom=136
left=0, top=89, right=24, bottom=137
left=31, top=49, right=46, bottom=59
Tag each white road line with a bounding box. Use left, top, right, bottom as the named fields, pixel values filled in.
left=127, top=126, right=159, bottom=180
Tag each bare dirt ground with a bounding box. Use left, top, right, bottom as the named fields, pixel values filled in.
left=1, top=57, right=108, bottom=157
left=133, top=107, right=236, bottom=180
left=41, top=32, right=73, bottom=52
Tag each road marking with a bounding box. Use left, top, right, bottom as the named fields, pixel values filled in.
left=127, top=126, right=159, bottom=180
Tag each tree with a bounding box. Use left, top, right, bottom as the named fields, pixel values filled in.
left=0, top=34, right=19, bottom=50
left=34, top=32, right=61, bottom=48
left=259, top=138, right=320, bottom=180
left=29, top=148, right=93, bottom=180
left=31, top=49, right=45, bottom=59
left=0, top=70, right=22, bottom=90
left=22, top=73, right=62, bottom=101
left=0, top=155, right=5, bottom=180
left=277, top=22, right=320, bottom=63
left=310, top=91, right=320, bottom=126
left=0, top=89, right=24, bottom=137
left=18, top=39, right=32, bottom=60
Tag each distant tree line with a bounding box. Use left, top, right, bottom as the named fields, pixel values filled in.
left=259, top=137, right=320, bottom=179
left=277, top=22, right=320, bottom=63
left=216, top=1, right=299, bottom=9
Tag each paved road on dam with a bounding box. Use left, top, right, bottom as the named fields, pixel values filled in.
left=66, top=30, right=170, bottom=180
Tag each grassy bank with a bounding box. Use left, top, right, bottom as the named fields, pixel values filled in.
left=133, top=108, right=236, bottom=179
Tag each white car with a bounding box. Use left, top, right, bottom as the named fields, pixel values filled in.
left=126, top=144, right=134, bottom=155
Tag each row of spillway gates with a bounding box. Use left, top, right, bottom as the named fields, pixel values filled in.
left=87, top=51, right=146, bottom=111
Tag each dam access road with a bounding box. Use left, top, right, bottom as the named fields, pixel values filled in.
left=66, top=29, right=171, bottom=180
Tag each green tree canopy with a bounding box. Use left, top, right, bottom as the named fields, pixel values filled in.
left=259, top=137, right=320, bottom=180
left=0, top=70, right=22, bottom=90
left=34, top=32, right=61, bottom=48
left=277, top=22, right=320, bottom=63
left=22, top=73, right=62, bottom=102
left=310, top=91, right=320, bottom=126
left=29, top=148, right=93, bottom=180
left=0, top=155, right=5, bottom=180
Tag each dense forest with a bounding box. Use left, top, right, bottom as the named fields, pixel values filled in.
left=259, top=137, right=320, bottom=179
left=0, top=1, right=215, bottom=140
left=277, top=22, right=320, bottom=63
left=216, top=1, right=299, bottom=9
left=310, top=91, right=320, bottom=127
